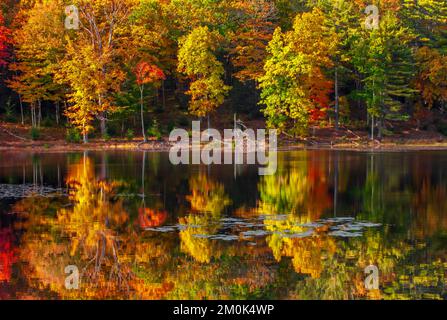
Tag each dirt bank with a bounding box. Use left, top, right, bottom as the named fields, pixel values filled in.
left=2, top=121, right=447, bottom=153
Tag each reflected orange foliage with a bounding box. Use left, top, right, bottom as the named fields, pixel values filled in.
left=413, top=180, right=447, bottom=238
left=0, top=228, right=16, bottom=282
left=138, top=208, right=168, bottom=228
left=10, top=155, right=183, bottom=299
left=306, top=155, right=332, bottom=217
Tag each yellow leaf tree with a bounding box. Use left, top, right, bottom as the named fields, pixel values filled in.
left=59, top=0, right=136, bottom=138
left=177, top=26, right=231, bottom=119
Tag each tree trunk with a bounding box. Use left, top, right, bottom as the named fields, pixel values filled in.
left=31, top=103, right=36, bottom=128
left=140, top=86, right=147, bottom=142
left=98, top=94, right=107, bottom=136
left=100, top=114, right=107, bottom=136
left=19, top=94, right=24, bottom=125
left=377, top=116, right=383, bottom=140
left=162, top=80, right=166, bottom=110
left=55, top=101, right=60, bottom=125
left=31, top=105, right=34, bottom=128
left=37, top=100, right=42, bottom=128
left=334, top=67, right=339, bottom=129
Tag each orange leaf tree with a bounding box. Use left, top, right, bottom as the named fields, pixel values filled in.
left=7, top=0, right=66, bottom=128
left=59, top=0, right=136, bottom=138
left=229, top=0, right=277, bottom=82
left=415, top=46, right=447, bottom=109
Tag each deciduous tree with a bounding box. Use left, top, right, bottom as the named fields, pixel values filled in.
left=0, top=11, right=9, bottom=68
left=414, top=46, right=447, bottom=109
left=229, top=0, right=278, bottom=82
left=64, top=0, right=136, bottom=136
left=134, top=61, right=165, bottom=142
left=7, top=0, right=66, bottom=128
left=258, top=8, right=337, bottom=136
left=177, top=26, right=231, bottom=119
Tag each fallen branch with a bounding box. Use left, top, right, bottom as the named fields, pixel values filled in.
left=373, top=139, right=382, bottom=148
left=340, top=125, right=362, bottom=140
left=0, top=124, right=31, bottom=141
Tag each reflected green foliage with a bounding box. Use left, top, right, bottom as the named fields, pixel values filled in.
left=0, top=151, right=447, bottom=299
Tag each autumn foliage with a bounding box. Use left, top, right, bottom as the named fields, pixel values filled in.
left=1, top=0, right=447, bottom=139
left=0, top=12, right=10, bottom=68
left=134, top=62, right=166, bottom=86
left=0, top=228, right=16, bottom=282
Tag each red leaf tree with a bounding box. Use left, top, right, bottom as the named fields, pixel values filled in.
left=134, top=61, right=166, bottom=142
left=0, top=12, right=11, bottom=69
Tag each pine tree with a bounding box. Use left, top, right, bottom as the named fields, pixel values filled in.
left=314, top=0, right=360, bottom=128
left=352, top=11, right=416, bottom=140
left=401, top=0, right=447, bottom=53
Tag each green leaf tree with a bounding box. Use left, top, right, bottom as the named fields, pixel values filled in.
left=258, top=8, right=337, bottom=136
left=177, top=26, right=231, bottom=119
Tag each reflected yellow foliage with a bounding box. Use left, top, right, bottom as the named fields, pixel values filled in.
left=4, top=151, right=447, bottom=300
left=179, top=174, right=232, bottom=263
left=285, top=237, right=336, bottom=279
left=186, top=173, right=231, bottom=216
left=59, top=156, right=129, bottom=265
left=179, top=214, right=222, bottom=263
left=258, top=165, right=308, bottom=215
left=258, top=155, right=337, bottom=279
left=264, top=215, right=336, bottom=278
left=14, top=155, right=176, bottom=299
left=258, top=153, right=331, bottom=220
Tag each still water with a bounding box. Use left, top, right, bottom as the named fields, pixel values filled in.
left=0, top=150, right=446, bottom=299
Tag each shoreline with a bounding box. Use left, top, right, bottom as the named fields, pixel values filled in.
left=2, top=139, right=447, bottom=153
left=3, top=121, right=447, bottom=153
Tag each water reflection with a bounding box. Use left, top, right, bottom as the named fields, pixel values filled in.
left=0, top=150, right=446, bottom=299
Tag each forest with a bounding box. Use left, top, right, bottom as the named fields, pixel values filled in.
left=0, top=0, right=446, bottom=144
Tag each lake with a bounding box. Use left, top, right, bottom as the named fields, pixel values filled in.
left=0, top=150, right=446, bottom=299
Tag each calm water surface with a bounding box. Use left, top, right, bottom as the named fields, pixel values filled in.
left=0, top=150, right=447, bottom=299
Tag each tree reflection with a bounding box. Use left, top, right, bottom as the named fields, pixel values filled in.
left=258, top=152, right=336, bottom=279
left=138, top=152, right=168, bottom=229
left=1, top=151, right=447, bottom=300
left=58, top=154, right=131, bottom=296
left=258, top=152, right=332, bottom=219
left=0, top=226, right=16, bottom=283
left=14, top=153, right=176, bottom=299
left=186, top=173, right=231, bottom=216
left=179, top=172, right=231, bottom=263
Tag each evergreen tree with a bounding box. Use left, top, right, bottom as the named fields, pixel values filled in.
left=352, top=11, right=416, bottom=139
